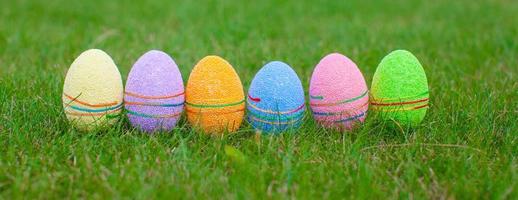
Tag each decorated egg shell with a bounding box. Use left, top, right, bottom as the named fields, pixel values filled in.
left=370, top=50, right=429, bottom=126
left=247, top=61, right=305, bottom=134
left=62, top=49, right=123, bottom=130
left=124, top=50, right=185, bottom=133
left=185, top=55, right=245, bottom=134
left=309, top=53, right=369, bottom=130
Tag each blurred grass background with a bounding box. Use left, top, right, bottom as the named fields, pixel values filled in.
left=0, top=0, right=517, bottom=199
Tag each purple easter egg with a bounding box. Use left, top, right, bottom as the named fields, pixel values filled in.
left=124, top=50, right=185, bottom=133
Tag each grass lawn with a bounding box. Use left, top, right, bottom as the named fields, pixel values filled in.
left=1, top=0, right=517, bottom=199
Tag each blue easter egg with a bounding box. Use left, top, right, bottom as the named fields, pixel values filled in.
left=247, top=61, right=306, bottom=134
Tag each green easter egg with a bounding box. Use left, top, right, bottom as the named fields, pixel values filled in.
left=370, top=50, right=429, bottom=127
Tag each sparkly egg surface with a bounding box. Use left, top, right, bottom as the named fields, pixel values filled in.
left=370, top=50, right=429, bottom=126
left=309, top=53, right=369, bottom=130
left=124, top=50, right=184, bottom=133
left=185, top=56, right=245, bottom=134
left=247, top=61, right=305, bottom=134
left=62, top=49, right=123, bottom=130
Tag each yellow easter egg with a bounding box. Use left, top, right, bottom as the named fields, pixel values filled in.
left=62, top=49, right=123, bottom=130
left=185, top=55, right=245, bottom=134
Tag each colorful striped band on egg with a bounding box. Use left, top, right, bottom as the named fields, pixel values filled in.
left=310, top=90, right=368, bottom=107
left=126, top=109, right=182, bottom=118
left=371, top=91, right=429, bottom=102
left=124, top=91, right=185, bottom=107
left=309, top=95, right=323, bottom=100
left=65, top=107, right=123, bottom=116
left=247, top=98, right=305, bottom=125
left=332, top=111, right=367, bottom=123
left=371, top=97, right=428, bottom=106
left=64, top=93, right=119, bottom=107
left=248, top=107, right=305, bottom=121
left=248, top=115, right=304, bottom=125
left=124, top=91, right=185, bottom=119
left=67, top=103, right=123, bottom=113
left=185, top=107, right=245, bottom=115
left=63, top=93, right=123, bottom=113
left=370, top=103, right=429, bottom=112
left=312, top=101, right=369, bottom=116
left=246, top=101, right=305, bottom=115
left=184, top=99, right=245, bottom=115
left=314, top=109, right=367, bottom=123
left=124, top=91, right=185, bottom=99
left=370, top=91, right=429, bottom=112
left=185, top=99, right=245, bottom=108
left=248, top=94, right=261, bottom=102
left=124, top=101, right=185, bottom=107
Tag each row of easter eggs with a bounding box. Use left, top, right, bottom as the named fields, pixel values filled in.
left=62, top=49, right=429, bottom=134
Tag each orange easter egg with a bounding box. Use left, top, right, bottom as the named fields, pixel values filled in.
left=185, top=56, right=245, bottom=134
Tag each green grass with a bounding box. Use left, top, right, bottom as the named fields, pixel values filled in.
left=1, top=0, right=517, bottom=199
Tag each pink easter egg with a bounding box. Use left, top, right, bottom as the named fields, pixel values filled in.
left=309, top=53, right=369, bottom=130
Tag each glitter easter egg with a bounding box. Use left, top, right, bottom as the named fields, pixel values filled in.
left=185, top=56, right=245, bottom=134
left=370, top=50, right=429, bottom=126
left=247, top=61, right=305, bottom=134
left=62, top=49, right=123, bottom=130
left=309, top=53, right=369, bottom=130
left=124, top=50, right=185, bottom=133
